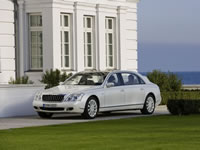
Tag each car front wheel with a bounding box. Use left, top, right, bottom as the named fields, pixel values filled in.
left=37, top=112, right=53, bottom=118
left=82, top=97, right=99, bottom=119
left=141, top=95, right=155, bottom=114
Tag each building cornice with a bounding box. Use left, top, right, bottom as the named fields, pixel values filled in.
left=97, top=4, right=118, bottom=10
left=74, top=1, right=96, bottom=8
left=126, top=0, right=140, bottom=3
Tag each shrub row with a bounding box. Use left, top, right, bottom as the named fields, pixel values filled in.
left=161, top=91, right=200, bottom=105
left=167, top=99, right=200, bottom=115
left=9, top=76, right=33, bottom=84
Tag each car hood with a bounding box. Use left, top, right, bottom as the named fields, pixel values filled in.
left=42, top=85, right=101, bottom=95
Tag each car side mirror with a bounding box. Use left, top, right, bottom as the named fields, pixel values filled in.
left=59, top=82, right=64, bottom=85
left=106, top=82, right=114, bottom=88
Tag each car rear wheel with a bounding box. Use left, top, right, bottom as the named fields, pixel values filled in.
left=37, top=112, right=53, bottom=118
left=141, top=95, right=155, bottom=114
left=82, top=97, right=99, bottom=119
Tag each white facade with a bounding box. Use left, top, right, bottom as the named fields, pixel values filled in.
left=0, top=0, right=139, bottom=84
left=0, top=0, right=16, bottom=84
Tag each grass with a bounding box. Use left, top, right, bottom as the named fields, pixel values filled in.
left=0, top=115, right=200, bottom=150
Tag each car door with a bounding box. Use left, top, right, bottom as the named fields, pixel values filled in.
left=104, top=73, right=125, bottom=108
left=121, top=73, right=145, bottom=105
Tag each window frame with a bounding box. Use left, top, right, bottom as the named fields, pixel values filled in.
left=29, top=13, right=43, bottom=70
left=83, top=16, right=95, bottom=69
left=107, top=73, right=124, bottom=87
left=121, top=73, right=146, bottom=86
left=105, top=17, right=115, bottom=69
left=60, top=13, right=71, bottom=70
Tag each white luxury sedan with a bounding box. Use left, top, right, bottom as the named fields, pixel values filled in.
left=33, top=70, right=161, bottom=119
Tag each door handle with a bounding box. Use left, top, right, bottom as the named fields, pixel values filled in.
left=140, top=88, right=144, bottom=91
left=120, top=89, right=125, bottom=92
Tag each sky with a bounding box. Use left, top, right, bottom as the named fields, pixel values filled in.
left=138, top=0, right=200, bottom=72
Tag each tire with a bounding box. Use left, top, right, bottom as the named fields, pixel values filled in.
left=82, top=97, right=99, bottom=119
left=37, top=112, right=53, bottom=118
left=141, top=95, right=155, bottom=114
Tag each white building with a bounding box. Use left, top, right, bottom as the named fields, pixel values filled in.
left=0, top=0, right=139, bottom=84
left=0, top=0, right=16, bottom=84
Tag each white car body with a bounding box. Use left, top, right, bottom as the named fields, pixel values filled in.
left=33, top=71, right=161, bottom=119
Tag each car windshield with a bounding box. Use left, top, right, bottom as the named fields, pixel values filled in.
left=64, top=72, right=108, bottom=86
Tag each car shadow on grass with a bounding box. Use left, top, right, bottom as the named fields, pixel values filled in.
left=49, top=111, right=142, bottom=120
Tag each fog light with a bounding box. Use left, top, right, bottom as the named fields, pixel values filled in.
left=67, top=107, right=73, bottom=111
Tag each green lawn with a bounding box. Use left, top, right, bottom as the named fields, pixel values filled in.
left=0, top=115, right=200, bottom=150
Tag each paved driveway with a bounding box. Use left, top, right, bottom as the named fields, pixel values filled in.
left=0, top=106, right=169, bottom=130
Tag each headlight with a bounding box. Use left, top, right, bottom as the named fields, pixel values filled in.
left=64, top=93, right=84, bottom=102
left=34, top=92, right=42, bottom=101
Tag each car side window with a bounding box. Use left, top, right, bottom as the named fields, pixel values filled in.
left=121, top=73, right=144, bottom=85
left=107, top=74, right=122, bottom=87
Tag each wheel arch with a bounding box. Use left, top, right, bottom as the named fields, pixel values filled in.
left=146, top=92, right=156, bottom=103
left=141, top=92, right=156, bottom=115
left=87, top=95, right=100, bottom=108
left=82, top=95, right=100, bottom=119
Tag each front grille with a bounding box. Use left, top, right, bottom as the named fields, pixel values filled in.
left=42, top=95, right=64, bottom=102
left=40, top=107, right=65, bottom=111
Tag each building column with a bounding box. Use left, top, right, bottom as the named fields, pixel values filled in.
left=75, top=2, right=84, bottom=72
left=72, top=11, right=77, bottom=71
left=42, top=7, right=54, bottom=72
left=52, top=8, right=61, bottom=70
left=97, top=5, right=106, bottom=71
left=18, top=0, right=25, bottom=76
left=117, top=6, right=127, bottom=70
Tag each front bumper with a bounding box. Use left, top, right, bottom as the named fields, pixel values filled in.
left=33, top=101, right=85, bottom=114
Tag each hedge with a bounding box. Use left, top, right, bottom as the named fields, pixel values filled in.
left=9, top=76, right=34, bottom=84
left=167, top=99, right=200, bottom=115
left=161, top=91, right=200, bottom=105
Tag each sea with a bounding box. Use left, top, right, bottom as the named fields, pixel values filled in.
left=140, top=72, right=200, bottom=85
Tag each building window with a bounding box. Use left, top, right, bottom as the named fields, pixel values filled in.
left=60, top=14, right=71, bottom=69
left=83, top=16, right=94, bottom=69
left=29, top=14, right=43, bottom=70
left=105, top=17, right=115, bottom=69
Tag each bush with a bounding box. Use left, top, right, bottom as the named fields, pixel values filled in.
left=40, top=69, right=72, bottom=89
left=147, top=70, right=182, bottom=92
left=161, top=91, right=200, bottom=105
left=168, top=73, right=182, bottom=91
left=9, top=76, right=33, bottom=84
left=166, top=91, right=200, bottom=115
left=60, top=72, right=73, bottom=82
left=167, top=99, right=200, bottom=115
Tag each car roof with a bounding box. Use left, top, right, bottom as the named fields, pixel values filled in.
left=109, top=70, right=138, bottom=74
left=71, top=70, right=150, bottom=84
left=77, top=71, right=109, bottom=75
left=78, top=70, right=138, bottom=75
